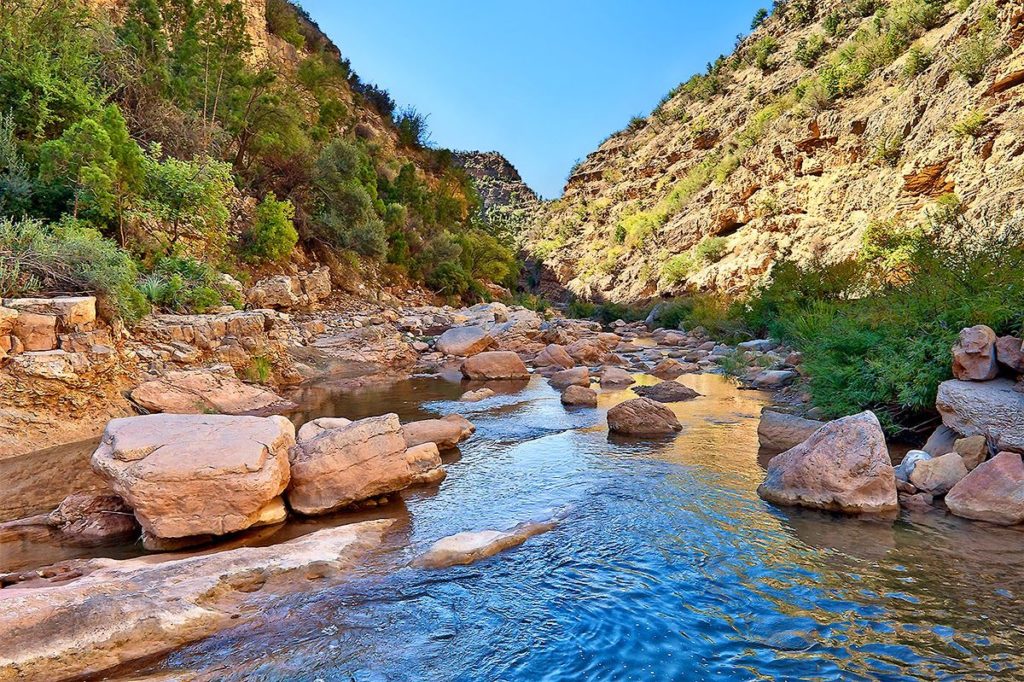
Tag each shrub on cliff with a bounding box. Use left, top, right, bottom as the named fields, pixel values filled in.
left=243, top=193, right=298, bottom=263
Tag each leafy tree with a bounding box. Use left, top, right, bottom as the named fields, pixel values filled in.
left=244, top=192, right=297, bottom=262
left=395, top=106, right=430, bottom=148
left=312, top=139, right=386, bottom=257
left=751, top=7, right=769, bottom=29
left=0, top=111, right=33, bottom=216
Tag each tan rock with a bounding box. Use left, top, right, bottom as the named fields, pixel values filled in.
left=954, top=435, right=989, bottom=471
left=607, top=397, right=682, bottom=437
left=651, top=358, right=697, bottom=379
left=946, top=451, right=1024, bottom=525
left=564, top=338, right=608, bottom=364
left=600, top=366, right=635, bottom=387
left=130, top=369, right=296, bottom=416
left=757, top=411, right=898, bottom=513
left=995, top=335, right=1024, bottom=373
left=48, top=492, right=139, bottom=547
left=756, top=410, right=824, bottom=453
left=633, top=381, right=701, bottom=404
left=300, top=267, right=332, bottom=304
left=405, top=442, right=446, bottom=485
left=561, top=384, right=598, bottom=407
left=12, top=311, right=58, bottom=351
left=287, top=414, right=431, bottom=515
left=549, top=366, right=590, bottom=389
left=402, top=414, right=476, bottom=450
left=413, top=519, right=558, bottom=569
left=909, top=452, right=968, bottom=495
left=90, top=413, right=294, bottom=540
left=532, top=343, right=575, bottom=369
left=246, top=275, right=300, bottom=309
left=297, top=417, right=352, bottom=443
left=460, top=388, right=495, bottom=402
left=3, top=296, right=96, bottom=328
left=0, top=520, right=394, bottom=682
left=435, top=325, right=495, bottom=356
left=460, top=351, right=529, bottom=380
left=0, top=306, right=16, bottom=335
left=952, top=325, right=998, bottom=381
left=936, top=379, right=1024, bottom=453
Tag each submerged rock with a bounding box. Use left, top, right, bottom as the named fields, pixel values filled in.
left=945, top=451, right=1024, bottom=525
left=0, top=520, right=394, bottom=682
left=607, top=397, right=683, bottom=437
left=459, top=387, right=495, bottom=402
left=633, top=381, right=701, bottom=404
left=951, top=325, right=999, bottom=381
left=561, top=384, right=598, bottom=407
left=460, top=351, right=530, bottom=380
left=402, top=414, right=475, bottom=450
left=757, top=411, right=898, bottom=514
left=756, top=410, right=824, bottom=453
left=130, top=368, right=296, bottom=416
left=90, top=414, right=293, bottom=542
left=413, top=519, right=558, bottom=569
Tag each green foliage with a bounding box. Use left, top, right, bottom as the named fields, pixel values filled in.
left=395, top=106, right=430, bottom=148
left=139, top=149, right=233, bottom=251
left=312, top=139, right=386, bottom=258
left=661, top=253, right=695, bottom=285
left=870, top=132, right=904, bottom=166
left=751, top=8, right=769, bottom=29
left=426, top=260, right=474, bottom=298
left=953, top=6, right=1007, bottom=85
left=244, top=355, right=274, bottom=384
left=457, top=229, right=516, bottom=285
left=694, top=237, right=729, bottom=264
left=751, top=36, right=781, bottom=72
left=903, top=46, right=933, bottom=77
left=952, top=109, right=987, bottom=138
left=266, top=0, right=305, bottom=48
left=0, top=111, right=32, bottom=216
left=795, top=34, right=828, bottom=67
left=626, top=115, right=647, bottom=133
left=510, top=293, right=551, bottom=313
left=0, top=216, right=148, bottom=322
left=140, top=255, right=240, bottom=313
left=244, top=192, right=297, bottom=263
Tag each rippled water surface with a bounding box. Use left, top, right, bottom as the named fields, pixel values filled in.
left=111, top=374, right=1024, bottom=680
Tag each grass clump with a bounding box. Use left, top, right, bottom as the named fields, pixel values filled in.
left=952, top=109, right=987, bottom=138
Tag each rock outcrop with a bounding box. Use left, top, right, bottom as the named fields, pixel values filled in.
left=129, top=368, right=296, bottom=416
left=757, top=411, right=898, bottom=513
left=90, top=414, right=294, bottom=542
left=607, top=397, right=683, bottom=437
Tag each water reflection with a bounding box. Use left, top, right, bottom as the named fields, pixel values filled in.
left=13, top=371, right=1024, bottom=680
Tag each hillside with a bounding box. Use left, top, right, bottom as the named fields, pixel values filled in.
left=522, top=0, right=1024, bottom=303
left=0, top=0, right=516, bottom=318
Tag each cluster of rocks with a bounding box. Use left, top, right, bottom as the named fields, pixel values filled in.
left=756, top=325, right=1024, bottom=526
left=245, top=267, right=332, bottom=310
left=76, top=407, right=474, bottom=551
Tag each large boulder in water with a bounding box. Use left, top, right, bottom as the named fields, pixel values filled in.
left=130, top=368, right=296, bottom=416
left=549, top=367, right=590, bottom=389
left=435, top=325, right=495, bottom=356
left=936, top=379, right=1024, bottom=453
left=91, top=414, right=293, bottom=540
left=599, top=366, right=635, bottom=387
left=951, top=325, right=998, bottom=381
left=633, top=381, right=701, bottom=404
left=757, top=411, right=898, bottom=513
left=607, top=397, right=682, bottom=437
left=460, top=351, right=529, bottom=380
left=561, top=384, right=598, bottom=407
left=402, top=414, right=475, bottom=450
left=287, top=414, right=443, bottom=515
left=945, top=451, right=1024, bottom=525
left=757, top=410, right=824, bottom=453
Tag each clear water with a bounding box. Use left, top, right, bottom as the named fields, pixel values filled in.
left=118, top=373, right=1024, bottom=681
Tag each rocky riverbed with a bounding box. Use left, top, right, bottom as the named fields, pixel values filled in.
left=3, top=282, right=1024, bottom=680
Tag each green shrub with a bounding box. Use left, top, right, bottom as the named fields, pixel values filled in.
left=244, top=192, right=297, bottom=263
left=566, top=298, right=597, bottom=320
left=694, top=237, right=729, bottom=264
left=244, top=355, right=273, bottom=384
left=870, top=133, right=904, bottom=166
left=751, top=8, right=769, bottom=29
left=795, top=34, right=829, bottom=67
left=953, top=8, right=1007, bottom=84
left=426, top=261, right=473, bottom=298
left=952, top=109, right=987, bottom=138
left=266, top=0, right=305, bottom=48
left=510, top=293, right=550, bottom=313
left=903, top=46, right=932, bottom=77
left=0, top=217, right=148, bottom=322
left=661, top=253, right=695, bottom=285
left=140, top=255, right=239, bottom=314
left=395, top=107, right=430, bottom=148
left=751, top=36, right=781, bottom=72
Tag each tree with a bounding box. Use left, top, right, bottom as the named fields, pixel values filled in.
left=311, top=139, right=386, bottom=257
left=244, top=192, right=297, bottom=262
left=751, top=7, right=769, bottom=29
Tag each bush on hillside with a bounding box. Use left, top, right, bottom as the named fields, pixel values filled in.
left=243, top=192, right=297, bottom=263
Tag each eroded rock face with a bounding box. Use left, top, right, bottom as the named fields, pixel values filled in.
left=757, top=411, right=898, bottom=514
left=607, top=397, right=682, bottom=437
left=130, top=368, right=296, bottom=416
left=0, top=520, right=394, bottom=682
left=287, top=414, right=434, bottom=515
left=460, top=351, right=530, bottom=381
left=48, top=492, right=139, bottom=547
left=435, top=325, right=495, bottom=356
left=909, top=452, right=968, bottom=495
left=756, top=410, right=824, bottom=453
left=561, top=385, right=598, bottom=407
left=936, top=379, right=1024, bottom=453
left=402, top=414, right=475, bottom=450
left=952, top=325, right=998, bottom=381
left=90, top=414, right=294, bottom=540
left=549, top=367, right=590, bottom=389
left=945, top=452, right=1024, bottom=525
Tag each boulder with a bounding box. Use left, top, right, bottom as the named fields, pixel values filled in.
left=405, top=442, right=446, bottom=485
left=0, top=306, right=16, bottom=334
left=460, top=351, right=529, bottom=381
left=936, top=379, right=1024, bottom=453
left=402, top=414, right=475, bottom=450
left=435, top=325, right=495, bottom=357
left=607, top=397, right=683, bottom=437
left=600, top=366, right=635, bottom=387
left=246, top=275, right=300, bottom=309
left=995, top=335, right=1024, bottom=373
left=894, top=450, right=932, bottom=483
left=751, top=370, right=799, bottom=389
left=48, top=492, right=139, bottom=546
left=91, top=414, right=294, bottom=540
left=300, top=267, right=332, bottom=304
left=288, top=414, right=439, bottom=515
left=532, top=343, right=575, bottom=369
left=297, top=417, right=352, bottom=443
left=909, top=452, right=968, bottom=495
left=632, top=381, right=701, bottom=404
left=12, top=311, right=58, bottom=351
left=757, top=410, right=825, bottom=453
left=564, top=338, right=608, bottom=364
left=3, top=296, right=96, bottom=328
left=945, top=452, right=1024, bottom=525
left=951, top=325, right=998, bottom=381
left=738, top=339, right=776, bottom=352
left=954, top=434, right=988, bottom=471
left=923, top=424, right=960, bottom=456
left=561, top=385, right=598, bottom=407
left=756, top=411, right=898, bottom=513
left=130, top=369, right=296, bottom=416
left=651, top=358, right=698, bottom=379
left=460, top=388, right=495, bottom=402
left=0, top=520, right=393, bottom=682
left=549, top=367, right=590, bottom=389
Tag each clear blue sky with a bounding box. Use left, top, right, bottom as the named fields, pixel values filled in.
left=299, top=1, right=766, bottom=198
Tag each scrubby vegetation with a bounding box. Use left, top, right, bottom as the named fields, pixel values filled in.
left=0, top=0, right=515, bottom=320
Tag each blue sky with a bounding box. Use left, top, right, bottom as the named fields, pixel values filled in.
left=299, top=1, right=766, bottom=198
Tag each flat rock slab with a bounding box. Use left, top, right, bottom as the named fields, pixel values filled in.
left=435, top=325, right=495, bottom=356
left=946, top=451, right=1024, bottom=525
left=413, top=519, right=557, bottom=569
left=91, top=414, right=294, bottom=540
left=402, top=415, right=475, bottom=450
left=0, top=520, right=394, bottom=682
left=130, top=369, right=296, bottom=416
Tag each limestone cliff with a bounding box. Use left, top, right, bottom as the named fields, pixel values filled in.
left=454, top=151, right=541, bottom=237
left=523, top=0, right=1024, bottom=302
